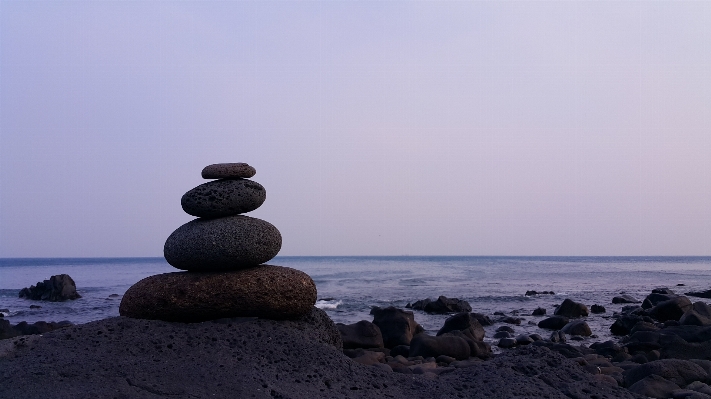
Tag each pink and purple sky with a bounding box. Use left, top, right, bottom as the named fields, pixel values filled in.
left=1, top=1, right=709, bottom=256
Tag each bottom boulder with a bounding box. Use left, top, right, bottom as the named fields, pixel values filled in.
left=119, top=265, right=316, bottom=322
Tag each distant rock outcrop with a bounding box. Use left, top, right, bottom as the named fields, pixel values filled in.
left=18, top=274, right=81, bottom=301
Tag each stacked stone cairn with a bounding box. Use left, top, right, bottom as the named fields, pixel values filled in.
left=119, top=163, right=316, bottom=322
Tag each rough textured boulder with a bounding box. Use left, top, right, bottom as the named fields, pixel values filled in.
left=370, top=307, right=424, bottom=348
left=532, top=307, right=546, bottom=316
left=436, top=312, right=485, bottom=341
left=201, top=162, right=256, bottom=179
left=471, top=313, right=493, bottom=326
left=627, top=374, right=680, bottom=398
left=163, top=215, right=282, bottom=271
left=681, top=302, right=711, bottom=326
left=409, top=333, right=470, bottom=360
left=613, top=295, right=640, bottom=304
left=610, top=314, right=650, bottom=336
left=337, top=321, right=384, bottom=349
left=643, top=292, right=678, bottom=309
left=538, top=316, right=569, bottom=330
left=119, top=266, right=316, bottom=322
left=650, top=296, right=693, bottom=322
left=623, top=359, right=709, bottom=387
left=18, top=274, right=81, bottom=301
left=561, top=320, right=592, bottom=336
left=181, top=179, right=266, bottom=218
left=554, top=299, right=589, bottom=318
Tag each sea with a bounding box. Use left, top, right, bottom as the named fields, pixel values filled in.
left=2, top=257, right=711, bottom=347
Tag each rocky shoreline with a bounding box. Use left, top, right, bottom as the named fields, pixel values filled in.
left=1, top=308, right=640, bottom=399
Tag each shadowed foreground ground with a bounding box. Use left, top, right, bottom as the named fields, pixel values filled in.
left=0, top=308, right=638, bottom=399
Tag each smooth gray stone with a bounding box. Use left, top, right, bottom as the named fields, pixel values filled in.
left=201, top=163, right=256, bottom=179
left=164, top=215, right=281, bottom=271
left=181, top=179, right=266, bottom=218
left=119, top=266, right=316, bottom=322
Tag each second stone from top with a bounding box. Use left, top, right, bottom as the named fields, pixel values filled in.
left=181, top=179, right=266, bottom=218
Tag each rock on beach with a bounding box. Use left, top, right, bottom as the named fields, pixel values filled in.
left=119, top=265, right=316, bottom=322
left=181, top=178, right=266, bottom=218
left=164, top=215, right=282, bottom=271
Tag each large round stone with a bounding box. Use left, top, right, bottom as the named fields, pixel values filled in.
left=181, top=179, right=266, bottom=218
left=119, top=265, right=317, bottom=321
left=202, top=163, right=256, bottom=179
left=164, top=215, right=281, bottom=271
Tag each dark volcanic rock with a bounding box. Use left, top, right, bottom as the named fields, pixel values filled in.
left=0, top=317, right=639, bottom=399
left=119, top=265, right=316, bottom=322
left=561, top=320, right=592, bottom=336
left=414, top=296, right=471, bottom=314
left=686, top=289, right=711, bottom=299
left=650, top=296, right=692, bottom=322
left=437, top=312, right=484, bottom=341
left=409, top=333, right=470, bottom=360
left=1, top=320, right=74, bottom=340
left=554, top=298, right=589, bottom=318
left=370, top=307, right=424, bottom=348
left=591, top=304, right=606, bottom=314
left=164, top=215, right=282, bottom=271
left=181, top=179, right=266, bottom=218
left=623, top=359, right=708, bottom=388
left=18, top=274, right=81, bottom=301
left=680, top=302, right=711, bottom=326
left=627, top=374, right=680, bottom=398
left=538, top=315, right=569, bottom=330
left=337, top=320, right=384, bottom=349
left=532, top=307, right=546, bottom=316
left=525, top=290, right=554, bottom=296
left=201, top=162, right=256, bottom=179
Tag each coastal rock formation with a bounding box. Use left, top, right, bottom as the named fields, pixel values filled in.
left=121, top=162, right=314, bottom=322
left=436, top=312, right=485, bottom=341
left=370, top=306, right=424, bottom=348
left=612, top=295, right=640, bottom=304
left=181, top=179, right=266, bottom=218
left=680, top=302, right=711, bottom=326
left=119, top=266, right=316, bottom=322
left=201, top=162, right=256, bottom=179
left=18, top=274, right=81, bottom=301
left=337, top=320, right=384, bottom=349
left=164, top=215, right=282, bottom=271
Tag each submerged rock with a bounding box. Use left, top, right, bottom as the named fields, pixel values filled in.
left=18, top=274, right=81, bottom=301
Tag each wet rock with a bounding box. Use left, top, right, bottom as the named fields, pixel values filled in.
left=493, top=331, right=511, bottom=339
left=436, top=312, right=485, bottom=341
left=525, top=290, right=554, bottom=296
left=554, top=298, right=589, bottom=318
left=498, top=338, right=517, bottom=348
left=390, top=345, right=410, bottom=358
left=532, top=307, right=546, bottom=316
left=370, top=306, right=424, bottom=348
left=201, top=163, right=256, bottom=179
left=680, top=302, right=711, bottom=326
left=18, top=274, right=81, bottom=301
left=650, top=296, right=693, bottom=322
left=538, top=316, right=570, bottom=330
left=591, top=304, right=606, bottom=314
left=562, top=320, right=592, bottom=336
left=515, top=334, right=534, bottom=345
left=163, top=215, right=282, bottom=271
left=686, top=290, right=711, bottom=299
left=419, top=296, right=471, bottom=314
left=119, top=265, right=316, bottom=322
left=181, top=179, right=266, bottom=218
left=337, top=320, right=384, bottom=349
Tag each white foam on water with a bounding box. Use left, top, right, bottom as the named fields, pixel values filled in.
left=315, top=299, right=342, bottom=309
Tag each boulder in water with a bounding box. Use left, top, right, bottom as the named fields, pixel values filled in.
left=18, top=274, right=81, bottom=301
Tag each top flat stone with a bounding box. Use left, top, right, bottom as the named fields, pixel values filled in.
left=202, top=163, right=256, bottom=179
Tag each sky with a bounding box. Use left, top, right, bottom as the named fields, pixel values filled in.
left=1, top=1, right=710, bottom=257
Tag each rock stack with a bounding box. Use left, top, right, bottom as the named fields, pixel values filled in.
left=119, top=163, right=316, bottom=322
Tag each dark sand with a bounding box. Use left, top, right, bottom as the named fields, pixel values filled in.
left=0, top=308, right=639, bottom=398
